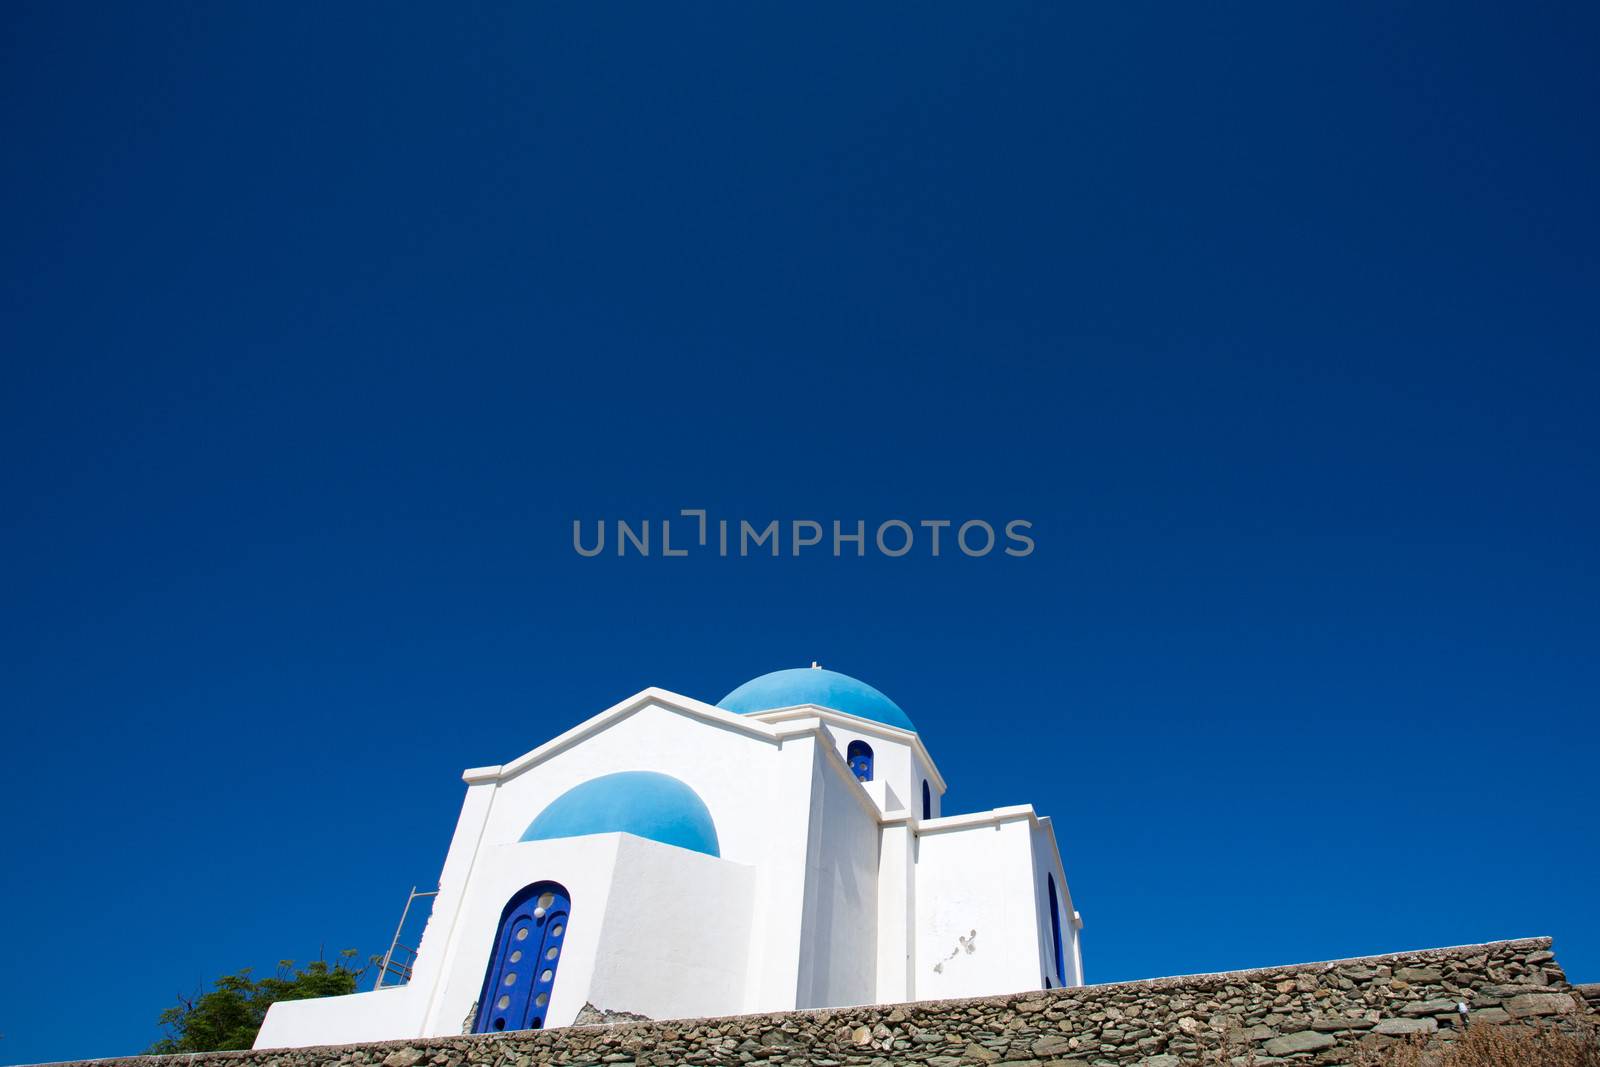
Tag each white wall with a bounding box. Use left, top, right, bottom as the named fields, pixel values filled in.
left=412, top=780, right=496, bottom=1035
left=585, top=834, right=755, bottom=1020
left=795, top=744, right=880, bottom=1009
left=256, top=984, right=420, bottom=1048
left=912, top=814, right=1042, bottom=1001
left=475, top=702, right=786, bottom=865
left=860, top=777, right=903, bottom=814
left=874, top=818, right=915, bottom=1003
left=739, top=729, right=822, bottom=1013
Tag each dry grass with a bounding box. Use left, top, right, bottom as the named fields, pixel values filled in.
left=1355, top=1020, right=1600, bottom=1067
left=1194, top=1019, right=1600, bottom=1067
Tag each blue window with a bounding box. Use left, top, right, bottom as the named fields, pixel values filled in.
left=922, top=779, right=931, bottom=820
left=1046, top=874, right=1065, bottom=985
left=475, top=881, right=570, bottom=1033
left=847, top=740, right=874, bottom=781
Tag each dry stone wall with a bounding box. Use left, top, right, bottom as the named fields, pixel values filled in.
left=52, top=938, right=1596, bottom=1067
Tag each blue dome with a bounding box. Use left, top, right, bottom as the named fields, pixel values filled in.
left=716, top=667, right=915, bottom=732
left=521, top=771, right=720, bottom=857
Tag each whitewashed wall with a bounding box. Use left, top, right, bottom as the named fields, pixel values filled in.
left=795, top=745, right=880, bottom=1009
left=582, top=834, right=755, bottom=1021
left=256, top=982, right=419, bottom=1048
left=912, top=812, right=1043, bottom=1001
left=474, top=702, right=787, bottom=864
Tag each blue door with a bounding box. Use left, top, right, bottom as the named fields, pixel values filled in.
left=475, top=882, right=570, bottom=1033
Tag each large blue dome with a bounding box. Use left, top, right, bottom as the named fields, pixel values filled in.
left=521, top=771, right=720, bottom=857
left=716, top=667, right=915, bottom=732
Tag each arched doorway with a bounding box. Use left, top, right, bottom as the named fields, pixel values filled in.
left=474, top=881, right=570, bottom=1033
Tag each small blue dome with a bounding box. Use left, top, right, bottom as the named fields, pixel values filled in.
left=716, top=667, right=915, bottom=732
left=521, top=771, right=720, bottom=857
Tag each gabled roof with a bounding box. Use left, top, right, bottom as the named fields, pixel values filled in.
left=459, top=687, right=948, bottom=799
left=461, top=687, right=785, bottom=784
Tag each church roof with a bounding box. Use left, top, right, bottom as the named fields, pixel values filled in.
left=716, top=666, right=915, bottom=733
left=520, top=771, right=721, bottom=857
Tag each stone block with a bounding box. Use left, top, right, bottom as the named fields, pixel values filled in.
left=1504, top=993, right=1576, bottom=1018
left=1477, top=983, right=1549, bottom=999
left=1394, top=967, right=1442, bottom=984
left=1233, top=1024, right=1277, bottom=1042
left=1372, top=1018, right=1437, bottom=1036
left=1310, top=1017, right=1373, bottom=1032
left=1031, top=1036, right=1073, bottom=1057
left=1262, top=1031, right=1336, bottom=1055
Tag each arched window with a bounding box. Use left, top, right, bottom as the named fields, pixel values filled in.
left=851, top=742, right=876, bottom=783
left=847, top=739, right=873, bottom=781
left=1046, top=874, right=1065, bottom=986
left=922, top=779, right=932, bottom=820
left=476, top=881, right=570, bottom=1033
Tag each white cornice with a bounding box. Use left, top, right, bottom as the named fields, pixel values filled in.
left=916, top=804, right=1039, bottom=835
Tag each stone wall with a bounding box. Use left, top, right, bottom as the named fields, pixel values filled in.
left=53, top=938, right=1596, bottom=1067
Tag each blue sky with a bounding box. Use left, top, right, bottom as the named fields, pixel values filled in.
left=2, top=4, right=1597, bottom=1064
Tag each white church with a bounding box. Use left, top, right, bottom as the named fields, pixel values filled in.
left=256, top=666, right=1083, bottom=1048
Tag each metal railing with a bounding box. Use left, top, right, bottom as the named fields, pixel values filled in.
left=374, top=886, right=439, bottom=989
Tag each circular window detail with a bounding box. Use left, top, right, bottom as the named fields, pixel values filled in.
left=550, top=924, right=564, bottom=937
left=540, top=969, right=553, bottom=983
left=503, top=972, right=517, bottom=986
left=497, top=995, right=510, bottom=1010
left=545, top=947, right=558, bottom=960
left=509, top=950, right=521, bottom=963
left=515, top=927, right=529, bottom=941
left=537, top=892, right=555, bottom=909
left=535, top=993, right=549, bottom=1008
